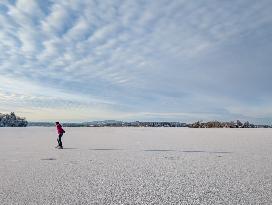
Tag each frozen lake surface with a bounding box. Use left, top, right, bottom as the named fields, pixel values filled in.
left=0, top=127, right=272, bottom=204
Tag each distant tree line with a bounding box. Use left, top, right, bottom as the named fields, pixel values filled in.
left=0, top=112, right=28, bottom=127
left=189, top=120, right=262, bottom=128
left=29, top=121, right=187, bottom=127
left=28, top=120, right=271, bottom=128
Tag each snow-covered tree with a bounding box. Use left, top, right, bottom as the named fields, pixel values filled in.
left=0, top=112, right=28, bottom=127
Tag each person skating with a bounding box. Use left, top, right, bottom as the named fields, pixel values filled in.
left=55, top=122, right=65, bottom=149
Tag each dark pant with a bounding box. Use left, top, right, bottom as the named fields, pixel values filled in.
left=57, top=133, right=63, bottom=147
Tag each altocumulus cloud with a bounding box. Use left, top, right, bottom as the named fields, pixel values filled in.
left=0, top=0, right=272, bottom=123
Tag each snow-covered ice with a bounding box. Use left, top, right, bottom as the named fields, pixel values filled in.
left=0, top=127, right=272, bottom=204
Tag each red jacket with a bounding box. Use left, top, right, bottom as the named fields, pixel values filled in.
left=56, top=124, right=65, bottom=134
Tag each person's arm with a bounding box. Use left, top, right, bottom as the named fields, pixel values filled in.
left=61, top=126, right=65, bottom=133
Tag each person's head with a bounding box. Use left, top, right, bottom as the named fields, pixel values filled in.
left=55, top=122, right=59, bottom=125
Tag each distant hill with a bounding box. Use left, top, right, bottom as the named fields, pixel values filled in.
left=28, top=122, right=55, bottom=127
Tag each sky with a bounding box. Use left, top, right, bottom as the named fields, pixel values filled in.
left=0, top=0, right=272, bottom=123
